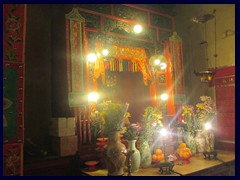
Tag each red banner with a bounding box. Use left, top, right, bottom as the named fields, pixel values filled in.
left=3, top=4, right=26, bottom=63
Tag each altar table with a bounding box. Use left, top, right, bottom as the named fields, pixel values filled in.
left=81, top=150, right=235, bottom=176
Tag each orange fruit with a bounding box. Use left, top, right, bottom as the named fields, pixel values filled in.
left=188, top=150, right=192, bottom=156
left=156, top=155, right=162, bottom=162
left=155, top=149, right=162, bottom=155
left=160, top=154, right=164, bottom=160
left=179, top=151, right=184, bottom=157
left=183, top=152, right=190, bottom=159
left=152, top=154, right=157, bottom=161
left=177, top=148, right=182, bottom=154
left=179, top=143, right=186, bottom=149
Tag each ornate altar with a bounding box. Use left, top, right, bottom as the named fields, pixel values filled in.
left=65, top=5, right=185, bottom=146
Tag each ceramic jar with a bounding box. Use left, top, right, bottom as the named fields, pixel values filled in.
left=138, top=139, right=152, bottom=168
left=195, top=130, right=206, bottom=153
left=127, top=140, right=140, bottom=172
left=104, top=131, right=126, bottom=176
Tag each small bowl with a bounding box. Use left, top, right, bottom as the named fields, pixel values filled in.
left=181, top=157, right=191, bottom=164
left=97, top=137, right=108, bottom=142
left=84, top=160, right=99, bottom=171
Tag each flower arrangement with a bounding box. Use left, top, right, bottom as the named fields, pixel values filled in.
left=96, top=101, right=129, bottom=134
left=123, top=123, right=141, bottom=141
left=90, top=110, right=104, bottom=140
left=195, top=96, right=216, bottom=124
left=138, top=106, right=163, bottom=141
left=181, top=96, right=216, bottom=133
left=181, top=105, right=199, bottom=134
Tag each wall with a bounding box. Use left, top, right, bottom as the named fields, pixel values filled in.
left=175, top=4, right=235, bottom=103
left=24, top=4, right=75, bottom=147
left=175, top=4, right=235, bottom=151
left=25, top=4, right=52, bottom=146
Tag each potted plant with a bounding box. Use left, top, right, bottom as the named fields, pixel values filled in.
left=180, top=95, right=217, bottom=154
left=97, top=101, right=129, bottom=134
left=122, top=123, right=141, bottom=172
left=138, top=106, right=163, bottom=168
left=96, top=101, right=129, bottom=176
left=123, top=123, right=140, bottom=141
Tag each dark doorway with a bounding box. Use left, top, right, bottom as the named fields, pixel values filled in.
left=98, top=71, right=152, bottom=123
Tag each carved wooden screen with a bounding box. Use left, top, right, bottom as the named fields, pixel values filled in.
left=80, top=4, right=177, bottom=113
left=66, top=4, right=183, bottom=144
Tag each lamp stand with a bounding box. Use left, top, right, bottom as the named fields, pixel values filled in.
left=158, top=141, right=174, bottom=174
left=203, top=151, right=218, bottom=160
left=124, top=150, right=135, bottom=176
left=158, top=161, right=174, bottom=174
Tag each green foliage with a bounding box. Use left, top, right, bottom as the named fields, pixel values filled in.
left=139, top=106, right=163, bottom=141
left=123, top=124, right=140, bottom=141
left=181, top=96, right=216, bottom=134
left=97, top=101, right=129, bottom=134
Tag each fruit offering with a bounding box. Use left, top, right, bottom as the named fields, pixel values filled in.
left=152, top=148, right=165, bottom=163
left=177, top=143, right=192, bottom=159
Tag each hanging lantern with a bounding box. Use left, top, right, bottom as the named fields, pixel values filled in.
left=149, top=55, right=167, bottom=70
left=192, top=9, right=218, bottom=83
left=194, top=70, right=216, bottom=83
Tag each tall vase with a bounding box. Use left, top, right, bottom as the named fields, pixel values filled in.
left=185, top=132, right=197, bottom=156
left=127, top=140, right=140, bottom=172
left=195, top=130, right=205, bottom=153
left=138, top=139, right=152, bottom=168
left=103, top=131, right=126, bottom=176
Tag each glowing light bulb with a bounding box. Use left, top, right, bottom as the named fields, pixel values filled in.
left=88, top=92, right=99, bottom=102
left=133, top=24, right=142, bottom=33
left=160, top=62, right=167, bottom=70
left=160, top=93, right=169, bottom=101
left=87, top=53, right=97, bottom=62
left=102, top=49, right=109, bottom=56
left=205, top=122, right=212, bottom=130
left=154, top=59, right=160, bottom=65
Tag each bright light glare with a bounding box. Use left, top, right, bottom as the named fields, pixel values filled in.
left=160, top=62, right=167, bottom=70
left=87, top=53, right=97, bottom=62
left=154, top=59, right=160, bottom=65
left=205, top=122, right=212, bottom=130
left=102, top=49, right=109, bottom=56
left=96, top=52, right=101, bottom=58
left=133, top=24, right=142, bottom=33
left=160, top=128, right=168, bottom=137
left=88, top=92, right=99, bottom=102
left=160, top=93, right=169, bottom=101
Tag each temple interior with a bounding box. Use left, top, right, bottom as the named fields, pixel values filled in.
left=3, top=4, right=235, bottom=176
